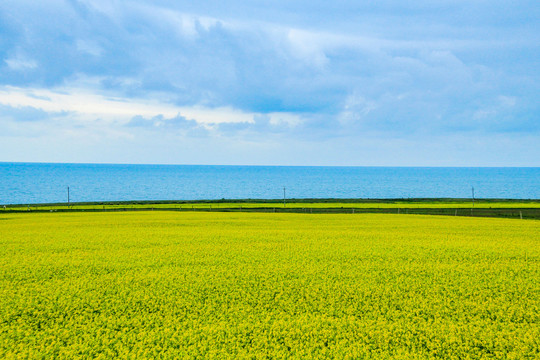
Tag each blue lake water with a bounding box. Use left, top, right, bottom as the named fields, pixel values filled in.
left=0, top=163, right=539, bottom=204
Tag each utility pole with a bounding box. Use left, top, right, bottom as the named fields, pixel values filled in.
left=67, top=186, right=70, bottom=207
left=283, top=187, right=286, bottom=207
left=471, top=186, right=475, bottom=208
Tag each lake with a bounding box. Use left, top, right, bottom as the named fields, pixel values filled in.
left=1, top=163, right=538, bottom=204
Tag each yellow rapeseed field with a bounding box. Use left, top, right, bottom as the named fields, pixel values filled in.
left=0, top=212, right=538, bottom=359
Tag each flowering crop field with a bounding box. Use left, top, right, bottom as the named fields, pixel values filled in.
left=0, top=212, right=538, bottom=359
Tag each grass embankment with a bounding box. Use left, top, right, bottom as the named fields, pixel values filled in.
left=1, top=212, right=538, bottom=358
left=4, top=199, right=540, bottom=219
left=4, top=199, right=540, bottom=210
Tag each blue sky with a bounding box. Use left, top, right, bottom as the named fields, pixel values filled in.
left=0, top=0, right=538, bottom=166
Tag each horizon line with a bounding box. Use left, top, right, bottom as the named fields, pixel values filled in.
left=1, top=161, right=539, bottom=169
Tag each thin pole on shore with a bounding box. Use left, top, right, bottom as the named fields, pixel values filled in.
left=472, top=186, right=475, bottom=208
left=67, top=186, right=70, bottom=207
left=283, top=187, right=286, bottom=207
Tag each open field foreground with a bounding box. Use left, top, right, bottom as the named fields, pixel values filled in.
left=0, top=212, right=539, bottom=359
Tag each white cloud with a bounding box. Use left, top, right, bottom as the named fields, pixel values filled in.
left=76, top=39, right=103, bottom=57
left=498, top=95, right=516, bottom=108
left=5, top=56, right=37, bottom=71
left=0, top=85, right=303, bottom=131
left=286, top=29, right=329, bottom=69
left=339, top=94, right=377, bottom=125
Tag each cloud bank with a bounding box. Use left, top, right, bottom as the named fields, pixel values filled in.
left=0, top=0, right=538, bottom=165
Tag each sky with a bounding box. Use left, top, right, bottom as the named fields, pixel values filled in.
left=0, top=0, right=538, bottom=166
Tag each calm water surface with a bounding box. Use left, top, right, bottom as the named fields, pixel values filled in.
left=0, top=163, right=538, bottom=204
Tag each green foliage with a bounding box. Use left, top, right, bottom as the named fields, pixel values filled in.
left=4, top=200, right=540, bottom=211
left=0, top=212, right=539, bottom=358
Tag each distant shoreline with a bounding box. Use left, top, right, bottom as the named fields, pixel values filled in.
left=3, top=198, right=539, bottom=220
left=3, top=197, right=540, bottom=207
